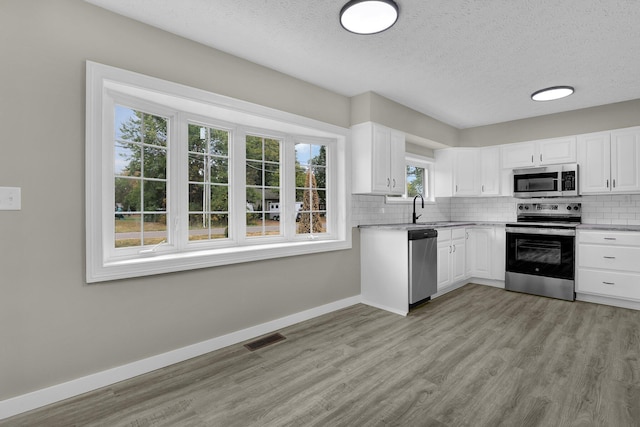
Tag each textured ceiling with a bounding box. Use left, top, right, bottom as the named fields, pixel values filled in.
left=85, top=0, right=640, bottom=129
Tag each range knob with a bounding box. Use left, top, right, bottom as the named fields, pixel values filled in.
left=567, top=206, right=572, bottom=210
left=518, top=205, right=524, bottom=210
left=524, top=206, right=530, bottom=210
left=573, top=205, right=580, bottom=211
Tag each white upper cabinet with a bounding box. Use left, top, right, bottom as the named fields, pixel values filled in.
left=436, top=147, right=501, bottom=197
left=537, top=136, right=577, bottom=165
left=351, top=122, right=406, bottom=195
left=578, top=127, right=640, bottom=194
left=453, top=149, right=480, bottom=196
left=480, top=147, right=501, bottom=195
left=611, top=128, right=640, bottom=193
left=502, top=136, right=577, bottom=169
left=501, top=142, right=536, bottom=169
left=577, top=132, right=611, bottom=193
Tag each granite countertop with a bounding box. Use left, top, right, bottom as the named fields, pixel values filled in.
left=577, top=224, right=640, bottom=232
left=358, top=221, right=507, bottom=230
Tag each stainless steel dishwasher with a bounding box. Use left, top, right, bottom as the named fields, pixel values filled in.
left=408, top=229, right=438, bottom=307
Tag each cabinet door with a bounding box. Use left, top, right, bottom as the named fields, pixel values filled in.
left=577, top=132, right=611, bottom=194
left=465, top=229, right=473, bottom=277
left=437, top=243, right=451, bottom=290
left=480, top=147, right=500, bottom=195
left=471, top=228, right=492, bottom=278
left=537, top=136, right=577, bottom=165
left=372, top=125, right=392, bottom=193
left=611, top=128, right=640, bottom=193
left=451, top=236, right=466, bottom=282
left=501, top=142, right=535, bottom=169
left=389, top=129, right=406, bottom=195
left=454, top=149, right=480, bottom=196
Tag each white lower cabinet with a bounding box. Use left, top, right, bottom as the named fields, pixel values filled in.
left=577, top=230, right=640, bottom=303
left=436, top=227, right=466, bottom=291
left=466, top=226, right=506, bottom=282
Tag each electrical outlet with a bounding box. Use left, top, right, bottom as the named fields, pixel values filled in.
left=0, top=187, right=21, bottom=210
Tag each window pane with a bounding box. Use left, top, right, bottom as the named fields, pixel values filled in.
left=115, top=177, right=140, bottom=212
left=246, top=136, right=262, bottom=160
left=210, top=158, right=228, bottom=184
left=115, top=142, right=140, bottom=177
left=142, top=115, right=167, bottom=147
left=246, top=136, right=282, bottom=238
left=189, top=183, right=205, bottom=211
left=143, top=214, right=167, bottom=246
left=264, top=138, right=280, bottom=162
left=115, top=105, right=141, bottom=142
left=246, top=160, right=263, bottom=186
left=115, top=214, right=141, bottom=248
left=188, top=153, right=206, bottom=182
left=407, top=165, right=425, bottom=198
left=143, top=180, right=166, bottom=212
left=187, top=124, right=231, bottom=242
left=296, top=168, right=325, bottom=235
left=210, top=184, right=228, bottom=211
left=210, top=129, right=229, bottom=156
left=143, top=146, right=167, bottom=179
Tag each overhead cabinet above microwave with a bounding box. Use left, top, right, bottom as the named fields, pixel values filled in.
left=351, top=122, right=406, bottom=195
left=501, top=136, right=577, bottom=169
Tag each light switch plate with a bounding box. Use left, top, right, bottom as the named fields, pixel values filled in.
left=0, top=187, right=21, bottom=210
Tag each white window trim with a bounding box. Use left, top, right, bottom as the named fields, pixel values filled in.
left=86, top=61, right=351, bottom=283
left=385, top=154, right=435, bottom=204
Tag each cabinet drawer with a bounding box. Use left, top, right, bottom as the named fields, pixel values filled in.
left=577, top=268, right=640, bottom=301
left=437, top=228, right=451, bottom=242
left=579, top=245, right=640, bottom=272
left=451, top=227, right=466, bottom=240
left=578, top=230, right=640, bottom=246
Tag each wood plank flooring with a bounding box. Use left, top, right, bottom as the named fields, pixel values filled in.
left=3, top=284, right=640, bottom=426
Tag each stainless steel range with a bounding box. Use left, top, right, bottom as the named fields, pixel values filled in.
left=505, top=202, right=581, bottom=301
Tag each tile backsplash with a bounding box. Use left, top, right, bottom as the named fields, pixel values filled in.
left=352, top=194, right=640, bottom=227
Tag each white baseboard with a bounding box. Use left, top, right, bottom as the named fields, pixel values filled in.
left=576, top=293, right=640, bottom=311
left=0, top=295, right=360, bottom=421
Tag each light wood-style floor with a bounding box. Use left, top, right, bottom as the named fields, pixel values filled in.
left=4, top=284, right=640, bottom=426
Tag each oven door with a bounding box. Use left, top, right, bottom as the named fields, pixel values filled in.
left=506, top=228, right=575, bottom=280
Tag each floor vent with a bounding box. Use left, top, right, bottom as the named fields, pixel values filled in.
left=244, top=333, right=286, bottom=351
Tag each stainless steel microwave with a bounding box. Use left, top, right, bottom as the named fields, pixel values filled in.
left=512, top=164, right=579, bottom=198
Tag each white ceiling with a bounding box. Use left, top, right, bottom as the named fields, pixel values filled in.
left=85, top=0, right=640, bottom=129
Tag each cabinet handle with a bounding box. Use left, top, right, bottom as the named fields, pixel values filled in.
left=531, top=155, right=534, bottom=163
left=387, top=178, right=390, bottom=187
left=603, top=256, right=616, bottom=259
left=466, top=232, right=469, bottom=239
left=482, top=185, right=485, bottom=192
left=606, top=179, right=609, bottom=188
left=613, top=179, right=616, bottom=188
left=449, top=246, right=452, bottom=253
left=392, top=178, right=396, bottom=188
left=452, top=245, right=456, bottom=253
left=602, top=281, right=615, bottom=285
left=540, top=154, right=542, bottom=162
left=455, top=184, right=458, bottom=193
left=604, top=237, right=617, bottom=240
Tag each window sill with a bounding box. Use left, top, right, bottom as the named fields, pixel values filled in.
left=87, top=239, right=352, bottom=283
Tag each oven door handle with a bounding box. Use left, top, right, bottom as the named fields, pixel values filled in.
left=506, top=227, right=576, bottom=236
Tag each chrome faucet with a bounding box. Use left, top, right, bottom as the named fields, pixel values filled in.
left=412, top=194, right=424, bottom=223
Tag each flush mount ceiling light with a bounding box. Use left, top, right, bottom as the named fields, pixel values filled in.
left=531, top=86, right=575, bottom=102
left=340, top=0, right=399, bottom=35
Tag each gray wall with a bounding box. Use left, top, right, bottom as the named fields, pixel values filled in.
left=459, top=99, right=640, bottom=147
left=0, top=0, right=359, bottom=400
left=351, top=92, right=460, bottom=147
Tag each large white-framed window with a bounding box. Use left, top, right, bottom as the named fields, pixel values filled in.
left=86, top=62, right=350, bottom=282
left=385, top=154, right=435, bottom=203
